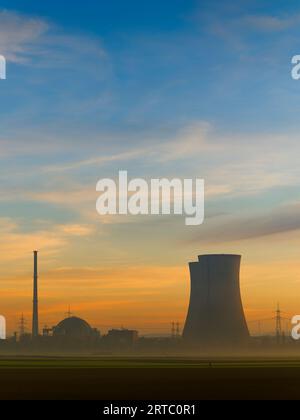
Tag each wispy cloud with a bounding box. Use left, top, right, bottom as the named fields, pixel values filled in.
left=244, top=14, right=300, bottom=32
left=0, top=217, right=96, bottom=263
left=187, top=202, right=300, bottom=244
left=0, top=9, right=106, bottom=65
left=0, top=10, right=48, bottom=63
left=39, top=121, right=218, bottom=173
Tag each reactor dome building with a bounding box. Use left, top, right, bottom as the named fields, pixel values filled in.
left=183, top=254, right=249, bottom=346
left=53, top=317, right=95, bottom=338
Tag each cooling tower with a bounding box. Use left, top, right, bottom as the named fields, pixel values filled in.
left=183, top=254, right=249, bottom=346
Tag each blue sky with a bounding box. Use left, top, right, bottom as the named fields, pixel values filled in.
left=0, top=1, right=300, bottom=226
left=1, top=0, right=300, bottom=331
left=1, top=0, right=300, bottom=135
left=1, top=0, right=300, bottom=239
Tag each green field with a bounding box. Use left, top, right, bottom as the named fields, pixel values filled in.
left=1, top=357, right=300, bottom=369
left=0, top=357, right=300, bottom=399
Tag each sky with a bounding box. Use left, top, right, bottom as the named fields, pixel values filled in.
left=0, top=0, right=300, bottom=335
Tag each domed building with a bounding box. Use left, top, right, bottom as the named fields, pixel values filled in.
left=53, top=317, right=95, bottom=338
left=45, top=316, right=100, bottom=350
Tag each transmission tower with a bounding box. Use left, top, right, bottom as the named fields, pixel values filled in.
left=19, top=313, right=26, bottom=337
left=275, top=303, right=282, bottom=343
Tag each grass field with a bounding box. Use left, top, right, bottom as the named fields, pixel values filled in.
left=0, top=356, right=299, bottom=400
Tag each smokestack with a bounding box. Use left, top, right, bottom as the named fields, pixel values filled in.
left=32, top=250, right=39, bottom=338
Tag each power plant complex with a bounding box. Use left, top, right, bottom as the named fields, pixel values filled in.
left=24, top=252, right=250, bottom=348
left=0, top=251, right=291, bottom=353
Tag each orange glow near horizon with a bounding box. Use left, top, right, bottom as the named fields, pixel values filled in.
left=1, top=256, right=299, bottom=336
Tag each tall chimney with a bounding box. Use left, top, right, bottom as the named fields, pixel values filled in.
left=32, top=250, right=39, bottom=338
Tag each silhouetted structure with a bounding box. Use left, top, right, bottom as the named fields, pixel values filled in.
left=183, top=254, right=249, bottom=347
left=104, top=329, right=138, bottom=349
left=19, top=313, right=26, bottom=337
left=53, top=317, right=98, bottom=339
left=32, top=251, right=39, bottom=338
left=38, top=317, right=101, bottom=350
left=275, top=303, right=283, bottom=344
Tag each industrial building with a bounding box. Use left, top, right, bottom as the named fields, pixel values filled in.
left=183, top=254, right=249, bottom=347
left=103, top=329, right=139, bottom=349
left=53, top=317, right=97, bottom=338
left=41, top=316, right=100, bottom=340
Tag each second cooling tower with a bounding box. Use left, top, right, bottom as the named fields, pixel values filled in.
left=183, top=254, right=249, bottom=346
